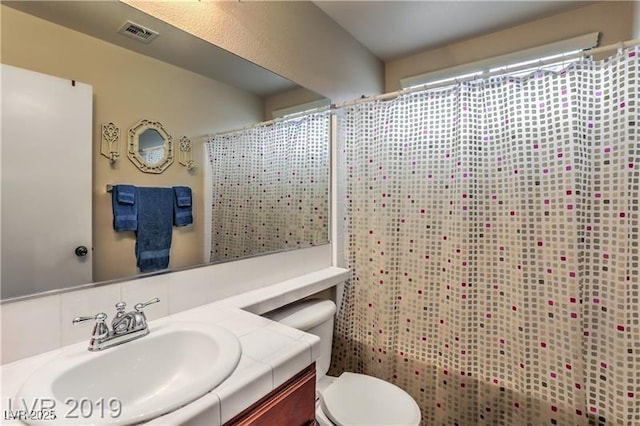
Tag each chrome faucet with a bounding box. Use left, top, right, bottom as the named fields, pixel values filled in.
left=73, top=298, right=160, bottom=351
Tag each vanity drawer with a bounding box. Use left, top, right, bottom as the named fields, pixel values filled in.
left=226, top=363, right=316, bottom=426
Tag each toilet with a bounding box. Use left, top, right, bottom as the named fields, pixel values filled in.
left=265, top=299, right=421, bottom=426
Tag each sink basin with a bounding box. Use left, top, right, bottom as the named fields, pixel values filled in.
left=17, top=322, right=241, bottom=425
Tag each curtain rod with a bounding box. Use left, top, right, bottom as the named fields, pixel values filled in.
left=333, top=38, right=640, bottom=110
left=209, top=106, right=330, bottom=138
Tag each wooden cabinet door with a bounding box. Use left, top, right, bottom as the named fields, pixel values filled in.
left=227, top=364, right=316, bottom=426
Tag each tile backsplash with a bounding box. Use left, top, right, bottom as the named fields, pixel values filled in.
left=0, top=245, right=331, bottom=364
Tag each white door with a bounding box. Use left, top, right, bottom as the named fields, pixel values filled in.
left=1, top=64, right=93, bottom=299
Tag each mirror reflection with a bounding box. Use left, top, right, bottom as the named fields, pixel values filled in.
left=139, top=129, right=165, bottom=166
left=207, top=111, right=330, bottom=262
left=0, top=1, right=329, bottom=301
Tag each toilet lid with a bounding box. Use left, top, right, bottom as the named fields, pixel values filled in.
left=320, top=373, right=421, bottom=426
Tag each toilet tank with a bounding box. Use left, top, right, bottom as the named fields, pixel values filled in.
left=264, top=299, right=337, bottom=379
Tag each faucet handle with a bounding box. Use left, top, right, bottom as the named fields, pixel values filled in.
left=72, top=312, right=109, bottom=342
left=134, top=297, right=160, bottom=312
left=73, top=312, right=108, bottom=324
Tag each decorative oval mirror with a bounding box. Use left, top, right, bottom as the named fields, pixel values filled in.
left=128, top=119, right=174, bottom=173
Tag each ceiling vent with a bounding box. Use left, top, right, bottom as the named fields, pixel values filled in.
left=117, top=21, right=159, bottom=44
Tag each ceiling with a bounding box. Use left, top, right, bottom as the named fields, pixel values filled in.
left=2, top=0, right=298, bottom=97
left=314, top=1, right=596, bottom=61
left=4, top=1, right=597, bottom=96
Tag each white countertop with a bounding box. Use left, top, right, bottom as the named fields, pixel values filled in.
left=0, top=267, right=349, bottom=425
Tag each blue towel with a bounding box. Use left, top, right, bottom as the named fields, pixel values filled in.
left=112, top=185, right=137, bottom=231
left=135, top=187, right=174, bottom=273
left=173, top=186, right=193, bottom=227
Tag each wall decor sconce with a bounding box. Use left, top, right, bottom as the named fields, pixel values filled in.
left=101, top=122, right=120, bottom=163
left=179, top=136, right=195, bottom=170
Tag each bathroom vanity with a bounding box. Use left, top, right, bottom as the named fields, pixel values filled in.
left=0, top=267, right=348, bottom=425
left=228, top=364, right=316, bottom=426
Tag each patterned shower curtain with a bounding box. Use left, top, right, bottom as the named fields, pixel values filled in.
left=206, top=111, right=329, bottom=262
left=332, top=47, right=639, bottom=425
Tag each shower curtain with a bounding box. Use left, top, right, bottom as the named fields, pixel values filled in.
left=206, top=112, right=329, bottom=262
left=332, top=47, right=639, bottom=425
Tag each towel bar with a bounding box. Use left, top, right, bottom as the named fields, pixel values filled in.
left=106, top=184, right=183, bottom=193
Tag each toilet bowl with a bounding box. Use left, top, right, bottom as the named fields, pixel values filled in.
left=264, top=299, right=421, bottom=426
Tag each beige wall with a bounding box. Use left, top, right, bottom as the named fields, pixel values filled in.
left=122, top=0, right=384, bottom=103
left=385, top=1, right=635, bottom=92
left=1, top=5, right=265, bottom=282
left=634, top=1, right=640, bottom=39
left=263, top=86, right=326, bottom=119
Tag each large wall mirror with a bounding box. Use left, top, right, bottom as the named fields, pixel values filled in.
left=1, top=1, right=330, bottom=301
